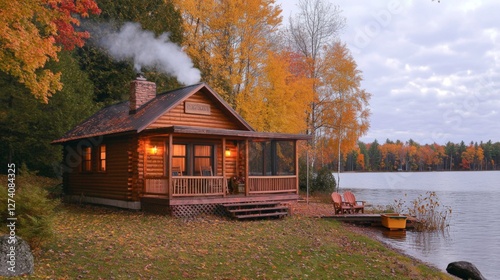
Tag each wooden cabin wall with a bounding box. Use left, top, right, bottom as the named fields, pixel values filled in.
left=143, top=137, right=165, bottom=177
left=148, top=92, right=242, bottom=130
left=130, top=134, right=141, bottom=200
left=217, top=142, right=237, bottom=178
left=237, top=141, right=246, bottom=178
left=64, top=137, right=133, bottom=200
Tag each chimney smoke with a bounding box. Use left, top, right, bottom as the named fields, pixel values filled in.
left=102, top=22, right=201, bottom=85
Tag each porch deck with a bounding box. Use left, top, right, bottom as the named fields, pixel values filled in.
left=142, top=193, right=299, bottom=206
left=141, top=193, right=298, bottom=217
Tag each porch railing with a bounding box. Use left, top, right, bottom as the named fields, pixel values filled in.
left=144, top=175, right=297, bottom=196
left=172, top=176, right=225, bottom=197
left=144, top=176, right=226, bottom=197
left=248, top=176, right=297, bottom=194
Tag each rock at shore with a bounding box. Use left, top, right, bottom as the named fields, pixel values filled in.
left=0, top=235, right=34, bottom=276
left=446, top=261, right=486, bottom=280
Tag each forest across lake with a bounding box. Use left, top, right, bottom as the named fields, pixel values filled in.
left=342, top=139, right=500, bottom=172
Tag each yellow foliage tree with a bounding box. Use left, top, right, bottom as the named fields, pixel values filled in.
left=176, top=0, right=281, bottom=106
left=237, top=51, right=314, bottom=133
left=317, top=42, right=371, bottom=164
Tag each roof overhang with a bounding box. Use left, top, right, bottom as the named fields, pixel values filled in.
left=148, top=126, right=312, bottom=141
left=52, top=125, right=312, bottom=145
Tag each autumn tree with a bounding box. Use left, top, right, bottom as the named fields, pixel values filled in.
left=287, top=0, right=346, bottom=168
left=462, top=143, right=484, bottom=170
left=177, top=0, right=282, bottom=106
left=0, top=0, right=100, bottom=102
left=237, top=51, right=313, bottom=134
left=317, top=42, right=370, bottom=181
left=288, top=0, right=345, bottom=82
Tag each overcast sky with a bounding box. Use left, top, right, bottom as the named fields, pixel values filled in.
left=277, top=0, right=500, bottom=145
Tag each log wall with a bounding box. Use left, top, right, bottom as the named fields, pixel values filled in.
left=64, top=137, right=134, bottom=200
left=148, top=92, right=242, bottom=130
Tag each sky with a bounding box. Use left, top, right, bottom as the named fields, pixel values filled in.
left=277, top=0, right=500, bottom=145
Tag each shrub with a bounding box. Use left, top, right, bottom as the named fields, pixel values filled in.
left=391, top=191, right=452, bottom=232
left=299, top=161, right=337, bottom=195
left=0, top=175, right=60, bottom=248
left=298, top=158, right=313, bottom=192
left=312, top=166, right=337, bottom=194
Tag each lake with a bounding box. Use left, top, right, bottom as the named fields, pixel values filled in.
left=339, top=171, right=500, bottom=279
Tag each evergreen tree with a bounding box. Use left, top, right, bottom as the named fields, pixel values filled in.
left=0, top=52, right=97, bottom=176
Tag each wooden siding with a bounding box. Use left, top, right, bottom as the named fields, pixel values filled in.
left=144, top=137, right=165, bottom=177
left=65, top=137, right=133, bottom=200
left=131, top=134, right=141, bottom=200
left=147, top=91, right=241, bottom=130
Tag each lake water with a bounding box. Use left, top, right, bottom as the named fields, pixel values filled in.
left=339, top=171, right=500, bottom=279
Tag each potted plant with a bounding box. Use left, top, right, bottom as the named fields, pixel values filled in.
left=229, top=176, right=245, bottom=194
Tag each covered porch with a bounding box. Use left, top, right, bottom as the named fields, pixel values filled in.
left=140, top=126, right=308, bottom=206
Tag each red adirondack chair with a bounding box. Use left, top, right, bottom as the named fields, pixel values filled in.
left=343, top=191, right=365, bottom=213
left=331, top=192, right=353, bottom=214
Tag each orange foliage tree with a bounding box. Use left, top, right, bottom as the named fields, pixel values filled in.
left=237, top=50, right=314, bottom=134
left=462, top=143, right=484, bottom=170
left=176, top=0, right=282, bottom=106
left=0, top=0, right=100, bottom=102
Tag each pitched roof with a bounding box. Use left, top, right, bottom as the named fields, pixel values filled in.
left=52, top=83, right=254, bottom=144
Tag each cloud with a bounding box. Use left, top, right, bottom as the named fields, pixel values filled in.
left=327, top=0, right=500, bottom=144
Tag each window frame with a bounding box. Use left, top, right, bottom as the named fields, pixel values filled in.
left=193, top=144, right=214, bottom=176
left=168, top=142, right=216, bottom=176
left=98, top=144, right=107, bottom=172
left=81, top=146, right=92, bottom=172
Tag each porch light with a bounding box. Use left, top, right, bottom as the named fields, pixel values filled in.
left=225, top=147, right=231, bottom=157
left=151, top=145, right=158, bottom=155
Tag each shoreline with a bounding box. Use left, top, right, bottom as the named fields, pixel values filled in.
left=343, top=223, right=446, bottom=273
left=291, top=201, right=449, bottom=276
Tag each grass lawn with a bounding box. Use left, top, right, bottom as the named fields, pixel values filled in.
left=16, top=203, right=452, bottom=279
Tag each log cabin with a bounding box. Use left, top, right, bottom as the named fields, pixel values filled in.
left=52, top=75, right=311, bottom=218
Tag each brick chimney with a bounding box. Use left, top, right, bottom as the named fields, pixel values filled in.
left=129, top=73, right=156, bottom=114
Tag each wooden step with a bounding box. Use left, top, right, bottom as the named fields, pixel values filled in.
left=221, top=201, right=290, bottom=220
left=236, top=211, right=289, bottom=219
left=228, top=206, right=290, bottom=213
left=222, top=201, right=281, bottom=208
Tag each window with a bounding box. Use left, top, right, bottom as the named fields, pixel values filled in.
left=172, top=144, right=187, bottom=175
left=168, top=143, right=215, bottom=176
left=194, top=145, right=213, bottom=175
left=249, top=141, right=295, bottom=176
left=98, top=145, right=106, bottom=172
left=275, top=141, right=295, bottom=175
left=249, top=141, right=271, bottom=176
left=82, top=147, right=92, bottom=172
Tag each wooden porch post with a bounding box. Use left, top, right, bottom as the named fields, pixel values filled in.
left=295, top=140, right=299, bottom=194
left=168, top=134, right=173, bottom=200
left=222, top=138, right=227, bottom=197
left=245, top=139, right=249, bottom=196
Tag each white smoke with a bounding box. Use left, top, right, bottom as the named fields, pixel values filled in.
left=102, top=22, right=201, bottom=85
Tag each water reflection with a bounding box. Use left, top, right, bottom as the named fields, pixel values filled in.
left=382, top=229, right=406, bottom=240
